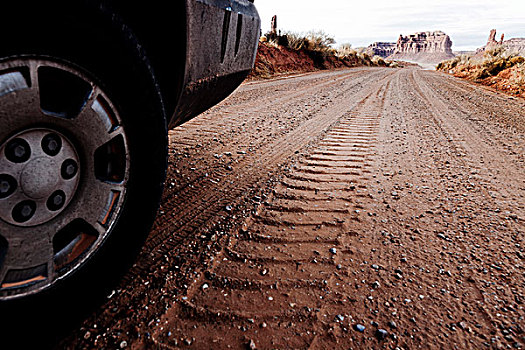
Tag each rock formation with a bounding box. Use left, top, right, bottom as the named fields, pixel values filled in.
left=388, top=31, right=455, bottom=64
left=487, top=29, right=505, bottom=46
left=504, top=38, right=525, bottom=56
left=477, top=29, right=525, bottom=57
left=365, top=42, right=396, bottom=58
left=270, top=15, right=277, bottom=36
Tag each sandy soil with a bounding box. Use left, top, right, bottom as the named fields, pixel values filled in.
left=59, top=67, right=524, bottom=349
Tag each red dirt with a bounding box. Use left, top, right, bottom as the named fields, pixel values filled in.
left=248, top=43, right=364, bottom=79
left=448, top=66, right=525, bottom=99
left=57, top=68, right=525, bottom=350
left=477, top=66, right=525, bottom=98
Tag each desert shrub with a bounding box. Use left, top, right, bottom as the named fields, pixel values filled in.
left=284, top=31, right=311, bottom=51
left=473, top=68, right=490, bottom=80
left=509, top=61, right=525, bottom=91
left=276, top=35, right=289, bottom=47
left=437, top=55, right=472, bottom=71
left=510, top=56, right=525, bottom=65
left=484, top=46, right=505, bottom=59
left=372, top=55, right=386, bottom=66
left=336, top=43, right=357, bottom=59
left=389, top=61, right=399, bottom=68
left=280, top=30, right=336, bottom=58
left=305, top=30, right=336, bottom=52
left=484, top=58, right=509, bottom=76
left=357, top=52, right=373, bottom=66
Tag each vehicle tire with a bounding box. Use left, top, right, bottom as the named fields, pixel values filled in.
left=0, top=3, right=168, bottom=335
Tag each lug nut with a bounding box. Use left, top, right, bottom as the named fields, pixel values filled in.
left=42, top=133, right=62, bottom=156
left=0, top=174, right=17, bottom=199
left=47, top=190, right=66, bottom=211
left=61, top=159, right=79, bottom=180
left=5, top=138, right=31, bottom=163
left=12, top=200, right=36, bottom=223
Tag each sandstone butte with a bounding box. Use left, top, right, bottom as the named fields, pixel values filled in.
left=366, top=31, right=455, bottom=65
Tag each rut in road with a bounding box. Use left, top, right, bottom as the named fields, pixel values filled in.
left=65, top=68, right=395, bottom=347
left=134, top=69, right=394, bottom=274
left=151, top=79, right=390, bottom=348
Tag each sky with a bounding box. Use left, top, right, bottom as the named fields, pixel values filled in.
left=255, top=0, right=525, bottom=51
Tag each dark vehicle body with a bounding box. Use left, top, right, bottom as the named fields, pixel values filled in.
left=0, top=0, right=260, bottom=314
left=107, top=0, right=261, bottom=128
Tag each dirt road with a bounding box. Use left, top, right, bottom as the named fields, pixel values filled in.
left=63, top=67, right=524, bottom=349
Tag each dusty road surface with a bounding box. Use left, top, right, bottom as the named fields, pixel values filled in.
left=62, top=67, right=524, bottom=349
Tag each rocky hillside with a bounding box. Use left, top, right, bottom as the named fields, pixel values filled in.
left=388, top=31, right=455, bottom=64
left=365, top=42, right=396, bottom=58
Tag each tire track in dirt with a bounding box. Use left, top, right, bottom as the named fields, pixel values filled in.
left=150, top=73, right=393, bottom=349
left=168, top=69, right=381, bottom=151
left=364, top=68, right=524, bottom=349
left=409, top=70, right=524, bottom=212
left=139, top=70, right=396, bottom=269
left=64, top=67, right=524, bottom=350
left=421, top=72, right=525, bottom=169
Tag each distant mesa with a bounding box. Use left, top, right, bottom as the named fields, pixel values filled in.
left=389, top=31, right=455, bottom=64
left=365, top=42, right=396, bottom=58
left=366, top=31, right=455, bottom=65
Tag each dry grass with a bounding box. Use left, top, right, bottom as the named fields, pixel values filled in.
left=279, top=30, right=336, bottom=55
left=437, top=46, right=525, bottom=97
left=335, top=43, right=355, bottom=59
left=261, top=30, right=389, bottom=69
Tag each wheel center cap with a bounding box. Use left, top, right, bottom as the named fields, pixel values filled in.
left=20, top=157, right=59, bottom=199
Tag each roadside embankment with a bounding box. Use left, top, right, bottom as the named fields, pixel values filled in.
left=437, top=47, right=525, bottom=98
left=248, top=42, right=389, bottom=79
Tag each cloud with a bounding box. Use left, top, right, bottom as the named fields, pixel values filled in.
left=256, top=0, right=525, bottom=50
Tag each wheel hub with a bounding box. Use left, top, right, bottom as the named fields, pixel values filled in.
left=20, top=157, right=60, bottom=199
left=0, top=129, right=80, bottom=226
left=0, top=57, right=129, bottom=300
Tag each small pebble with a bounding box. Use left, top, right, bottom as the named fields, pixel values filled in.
left=330, top=248, right=337, bottom=254
left=120, top=341, right=128, bottom=349
left=354, top=324, right=366, bottom=332
left=376, top=329, right=388, bottom=340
